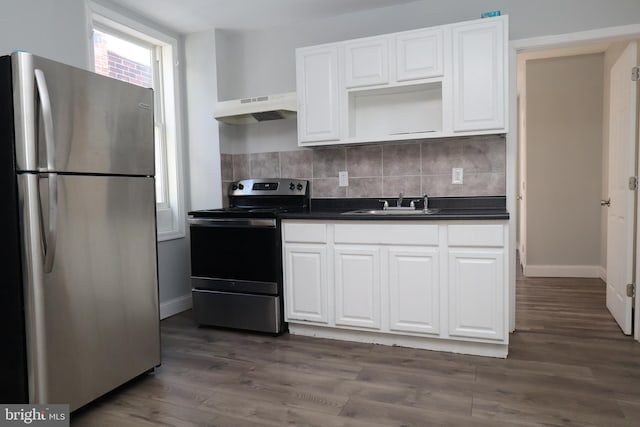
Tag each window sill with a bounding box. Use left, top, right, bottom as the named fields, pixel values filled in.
left=158, top=229, right=186, bottom=242
left=157, top=206, right=185, bottom=242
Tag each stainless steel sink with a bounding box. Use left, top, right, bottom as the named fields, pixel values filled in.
left=342, top=208, right=441, bottom=216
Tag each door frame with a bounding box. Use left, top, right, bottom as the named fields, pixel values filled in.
left=507, top=24, right=640, bottom=341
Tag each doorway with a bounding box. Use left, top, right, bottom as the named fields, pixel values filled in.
left=509, top=28, right=640, bottom=340
left=517, top=50, right=604, bottom=279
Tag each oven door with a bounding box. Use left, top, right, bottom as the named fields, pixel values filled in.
left=189, top=217, right=280, bottom=295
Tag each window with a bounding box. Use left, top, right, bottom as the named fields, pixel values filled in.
left=90, top=3, right=185, bottom=241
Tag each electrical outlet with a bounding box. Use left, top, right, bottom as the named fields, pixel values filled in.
left=339, top=171, right=349, bottom=187
left=452, top=168, right=463, bottom=184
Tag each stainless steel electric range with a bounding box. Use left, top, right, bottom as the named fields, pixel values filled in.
left=188, top=178, right=310, bottom=334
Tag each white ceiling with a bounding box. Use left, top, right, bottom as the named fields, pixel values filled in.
left=107, top=0, right=421, bottom=34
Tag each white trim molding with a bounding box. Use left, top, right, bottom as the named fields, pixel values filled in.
left=524, top=264, right=603, bottom=278
left=599, top=266, right=607, bottom=282
left=160, top=294, right=192, bottom=320
left=89, top=0, right=187, bottom=243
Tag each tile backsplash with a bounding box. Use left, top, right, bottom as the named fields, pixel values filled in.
left=221, top=135, right=505, bottom=199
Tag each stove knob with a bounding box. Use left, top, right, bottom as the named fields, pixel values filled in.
left=231, top=184, right=238, bottom=191
left=296, top=183, right=304, bottom=191
left=289, top=182, right=295, bottom=190
left=238, top=183, right=244, bottom=190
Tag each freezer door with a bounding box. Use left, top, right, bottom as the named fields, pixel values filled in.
left=18, top=173, right=160, bottom=411
left=12, top=52, right=154, bottom=175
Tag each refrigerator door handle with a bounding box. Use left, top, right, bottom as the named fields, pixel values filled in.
left=34, top=69, right=58, bottom=272
left=41, top=173, right=58, bottom=273
left=34, top=69, right=56, bottom=170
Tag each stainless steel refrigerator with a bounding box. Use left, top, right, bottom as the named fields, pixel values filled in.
left=0, top=52, right=161, bottom=411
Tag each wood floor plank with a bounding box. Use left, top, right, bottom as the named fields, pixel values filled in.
left=472, top=373, right=627, bottom=426
left=71, top=269, right=640, bottom=426
left=340, top=397, right=514, bottom=427
left=202, top=390, right=384, bottom=427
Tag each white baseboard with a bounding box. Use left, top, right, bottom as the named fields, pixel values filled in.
left=289, top=323, right=508, bottom=358
left=598, top=266, right=607, bottom=282
left=160, top=293, right=192, bottom=320
left=524, top=264, right=602, bottom=278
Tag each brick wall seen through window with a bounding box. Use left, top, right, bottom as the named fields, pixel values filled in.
left=93, top=30, right=152, bottom=88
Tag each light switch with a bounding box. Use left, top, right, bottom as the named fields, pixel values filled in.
left=452, top=168, right=463, bottom=184
left=339, top=171, right=349, bottom=187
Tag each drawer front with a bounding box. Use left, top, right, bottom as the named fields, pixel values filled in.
left=334, top=223, right=438, bottom=245
left=192, top=290, right=282, bottom=333
left=283, top=222, right=327, bottom=243
left=448, top=224, right=504, bottom=247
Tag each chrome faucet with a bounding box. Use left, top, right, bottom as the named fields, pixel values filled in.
left=397, top=192, right=404, bottom=208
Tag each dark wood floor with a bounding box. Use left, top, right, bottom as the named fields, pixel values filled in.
left=72, top=269, right=640, bottom=426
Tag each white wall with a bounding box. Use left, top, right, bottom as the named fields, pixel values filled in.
left=0, top=0, right=89, bottom=69
left=1, top=0, right=192, bottom=315
left=215, top=0, right=640, bottom=154
left=525, top=54, right=604, bottom=275
left=185, top=30, right=222, bottom=209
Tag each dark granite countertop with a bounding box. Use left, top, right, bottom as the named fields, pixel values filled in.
left=279, top=196, right=509, bottom=221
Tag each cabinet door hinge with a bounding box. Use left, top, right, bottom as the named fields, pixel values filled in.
left=630, top=176, right=638, bottom=191
left=633, top=66, right=640, bottom=81
left=627, top=283, right=636, bottom=298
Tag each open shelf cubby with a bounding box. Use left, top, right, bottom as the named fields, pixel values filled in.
left=347, top=81, right=443, bottom=140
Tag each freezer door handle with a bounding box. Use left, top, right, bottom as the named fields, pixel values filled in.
left=34, top=69, right=56, bottom=171
left=34, top=69, right=58, bottom=272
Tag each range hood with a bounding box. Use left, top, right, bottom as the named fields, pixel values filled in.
left=214, top=92, right=297, bottom=124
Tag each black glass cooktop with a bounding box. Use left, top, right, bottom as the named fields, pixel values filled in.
left=188, top=206, right=308, bottom=219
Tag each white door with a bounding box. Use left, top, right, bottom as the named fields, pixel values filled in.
left=451, top=17, right=506, bottom=132
left=395, top=28, right=443, bottom=82
left=344, top=37, right=389, bottom=88
left=284, top=244, right=328, bottom=324
left=296, top=45, right=340, bottom=143
left=334, top=246, right=381, bottom=329
left=388, top=247, right=440, bottom=335
left=448, top=248, right=505, bottom=341
left=606, top=42, right=637, bottom=335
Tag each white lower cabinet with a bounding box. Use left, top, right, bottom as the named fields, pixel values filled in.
left=284, top=244, right=328, bottom=324
left=388, top=247, right=440, bottom=335
left=282, top=220, right=508, bottom=357
left=334, top=246, right=381, bottom=329
left=448, top=248, right=504, bottom=340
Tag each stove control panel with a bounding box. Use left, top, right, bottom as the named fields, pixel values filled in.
left=229, top=178, right=309, bottom=197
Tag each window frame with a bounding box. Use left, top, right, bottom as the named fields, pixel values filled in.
left=89, top=2, right=186, bottom=241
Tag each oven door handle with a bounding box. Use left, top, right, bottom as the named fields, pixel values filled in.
left=188, top=218, right=277, bottom=228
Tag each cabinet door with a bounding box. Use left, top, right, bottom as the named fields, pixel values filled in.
left=396, top=28, right=443, bottom=81
left=284, top=244, right=328, bottom=323
left=452, top=18, right=505, bottom=132
left=448, top=248, right=505, bottom=340
left=388, top=247, right=440, bottom=335
left=334, top=246, right=381, bottom=329
left=344, top=37, right=389, bottom=88
left=296, top=45, right=340, bottom=143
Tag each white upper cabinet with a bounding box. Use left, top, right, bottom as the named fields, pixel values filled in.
left=296, top=16, right=508, bottom=146
left=396, top=28, right=444, bottom=81
left=296, top=45, right=340, bottom=143
left=452, top=18, right=506, bottom=132
left=345, top=37, right=389, bottom=88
